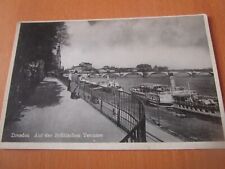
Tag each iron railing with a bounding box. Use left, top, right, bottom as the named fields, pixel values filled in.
left=71, top=81, right=147, bottom=142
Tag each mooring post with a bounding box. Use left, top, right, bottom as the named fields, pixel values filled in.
left=157, top=105, right=160, bottom=126
left=83, top=83, right=85, bottom=100
left=117, top=91, right=121, bottom=126
left=138, top=100, right=146, bottom=142
left=100, top=99, right=103, bottom=112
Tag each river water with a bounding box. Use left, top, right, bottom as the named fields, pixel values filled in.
left=88, top=74, right=224, bottom=141
left=89, top=74, right=217, bottom=96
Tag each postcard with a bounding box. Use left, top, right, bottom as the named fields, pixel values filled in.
left=0, top=14, right=225, bottom=149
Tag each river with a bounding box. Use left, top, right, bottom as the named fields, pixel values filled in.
left=88, top=74, right=218, bottom=96
left=88, top=74, right=224, bottom=141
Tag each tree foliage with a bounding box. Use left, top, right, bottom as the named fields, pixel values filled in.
left=136, top=64, right=152, bottom=72
left=15, top=22, right=68, bottom=72
left=6, top=22, right=68, bottom=121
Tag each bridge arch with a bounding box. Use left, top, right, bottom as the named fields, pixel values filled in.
left=172, top=72, right=190, bottom=77
left=122, top=72, right=143, bottom=77
left=146, top=72, right=169, bottom=77
left=102, top=73, right=120, bottom=78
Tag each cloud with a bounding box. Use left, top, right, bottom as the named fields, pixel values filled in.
left=61, top=15, right=211, bottom=69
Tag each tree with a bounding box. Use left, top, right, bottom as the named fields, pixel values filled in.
left=158, top=66, right=168, bottom=72
left=15, top=22, right=68, bottom=73
left=6, top=22, right=68, bottom=121
left=136, top=64, right=152, bottom=72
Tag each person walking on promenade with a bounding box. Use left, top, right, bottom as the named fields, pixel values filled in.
left=70, top=71, right=81, bottom=99
left=67, top=72, right=72, bottom=91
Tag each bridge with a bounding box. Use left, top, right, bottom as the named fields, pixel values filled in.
left=81, top=71, right=213, bottom=78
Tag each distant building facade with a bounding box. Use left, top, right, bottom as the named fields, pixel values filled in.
left=68, top=62, right=93, bottom=73
left=79, top=62, right=92, bottom=70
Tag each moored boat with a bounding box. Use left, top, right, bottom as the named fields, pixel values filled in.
left=130, top=84, right=174, bottom=106
left=172, top=94, right=220, bottom=118
left=98, top=80, right=123, bottom=92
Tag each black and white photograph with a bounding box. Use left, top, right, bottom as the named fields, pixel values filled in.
left=0, top=14, right=225, bottom=149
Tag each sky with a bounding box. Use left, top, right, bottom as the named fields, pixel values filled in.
left=61, top=15, right=212, bottom=69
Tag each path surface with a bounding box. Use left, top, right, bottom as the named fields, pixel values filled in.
left=3, top=77, right=126, bottom=142
left=146, top=121, right=182, bottom=142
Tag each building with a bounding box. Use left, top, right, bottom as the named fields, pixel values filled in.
left=69, top=62, right=93, bottom=73
left=79, top=62, right=92, bottom=70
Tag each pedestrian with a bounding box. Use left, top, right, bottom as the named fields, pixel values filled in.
left=72, top=70, right=80, bottom=85
left=70, top=71, right=81, bottom=99
left=67, top=72, right=72, bottom=91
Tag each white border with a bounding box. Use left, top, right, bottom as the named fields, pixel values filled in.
left=0, top=14, right=225, bottom=150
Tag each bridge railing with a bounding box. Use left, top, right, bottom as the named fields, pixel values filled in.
left=76, top=81, right=146, bottom=142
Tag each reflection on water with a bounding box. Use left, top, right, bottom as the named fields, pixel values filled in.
left=145, top=105, right=224, bottom=141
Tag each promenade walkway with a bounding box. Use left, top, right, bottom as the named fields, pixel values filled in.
left=146, top=121, right=182, bottom=142
left=3, top=77, right=126, bottom=142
